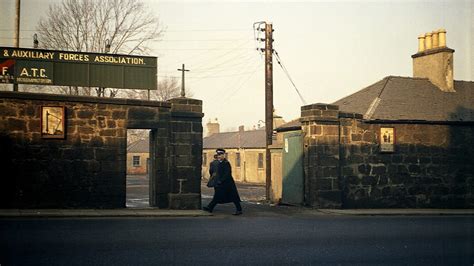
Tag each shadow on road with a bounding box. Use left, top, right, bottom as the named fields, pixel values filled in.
left=127, top=175, right=269, bottom=210
left=126, top=175, right=314, bottom=217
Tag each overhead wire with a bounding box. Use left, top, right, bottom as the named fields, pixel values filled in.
left=273, top=49, right=307, bottom=105
left=191, top=51, right=255, bottom=74
left=158, top=38, right=251, bottom=72
left=219, top=61, right=263, bottom=105
left=158, top=39, right=256, bottom=83
left=0, top=28, right=251, bottom=33
left=193, top=50, right=258, bottom=85
left=186, top=38, right=254, bottom=69
left=154, top=38, right=254, bottom=42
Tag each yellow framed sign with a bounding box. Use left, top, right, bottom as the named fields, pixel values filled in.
left=380, top=127, right=395, bottom=152
left=41, top=106, right=66, bottom=139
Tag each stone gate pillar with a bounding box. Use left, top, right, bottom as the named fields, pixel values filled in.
left=300, top=103, right=342, bottom=208
left=168, top=97, right=203, bottom=209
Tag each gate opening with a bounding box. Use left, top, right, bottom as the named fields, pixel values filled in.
left=126, top=129, right=151, bottom=208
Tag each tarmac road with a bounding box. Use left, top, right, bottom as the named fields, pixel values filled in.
left=1, top=175, right=472, bottom=265
left=1, top=215, right=472, bottom=265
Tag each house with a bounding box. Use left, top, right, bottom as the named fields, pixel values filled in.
left=203, top=125, right=266, bottom=184
left=271, top=29, right=474, bottom=208
left=127, top=139, right=150, bottom=175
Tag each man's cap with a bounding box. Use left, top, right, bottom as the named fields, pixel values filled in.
left=216, top=148, right=226, bottom=155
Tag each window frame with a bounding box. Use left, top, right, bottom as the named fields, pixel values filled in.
left=236, top=152, right=241, bottom=167
left=132, top=155, right=141, bottom=167
left=258, top=152, right=264, bottom=169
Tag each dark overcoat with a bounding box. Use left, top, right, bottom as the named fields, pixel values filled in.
left=209, top=159, right=219, bottom=177
left=212, top=159, right=241, bottom=204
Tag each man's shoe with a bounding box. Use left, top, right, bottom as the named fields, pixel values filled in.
left=232, top=211, right=243, bottom=216
left=203, top=206, right=212, bottom=213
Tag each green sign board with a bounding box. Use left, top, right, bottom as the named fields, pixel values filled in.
left=0, top=47, right=157, bottom=90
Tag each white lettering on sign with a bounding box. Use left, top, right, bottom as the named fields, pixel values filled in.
left=59, top=53, right=89, bottom=62
left=20, top=68, right=29, bottom=77
left=94, top=55, right=145, bottom=65
left=19, top=68, right=48, bottom=78
left=10, top=50, right=54, bottom=60
left=1, top=67, right=7, bottom=75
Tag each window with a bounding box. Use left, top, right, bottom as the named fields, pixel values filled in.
left=203, top=153, right=207, bottom=166
left=258, top=153, right=264, bottom=169
left=133, top=156, right=140, bottom=167
left=236, top=152, right=241, bottom=167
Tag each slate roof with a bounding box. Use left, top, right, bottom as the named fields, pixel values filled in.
left=275, top=118, right=301, bottom=131
left=203, top=129, right=266, bottom=149
left=333, top=76, right=474, bottom=122
left=127, top=139, right=149, bottom=153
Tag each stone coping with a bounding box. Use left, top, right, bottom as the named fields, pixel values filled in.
left=411, top=47, right=455, bottom=58
left=0, top=91, right=172, bottom=108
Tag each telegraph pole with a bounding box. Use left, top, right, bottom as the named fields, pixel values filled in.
left=13, top=0, right=21, bottom=92
left=177, top=64, right=190, bottom=97
left=264, top=22, right=273, bottom=201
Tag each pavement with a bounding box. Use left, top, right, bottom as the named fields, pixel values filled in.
left=316, top=208, right=474, bottom=216
left=0, top=208, right=212, bottom=218
left=0, top=207, right=473, bottom=218
left=2, top=176, right=472, bottom=218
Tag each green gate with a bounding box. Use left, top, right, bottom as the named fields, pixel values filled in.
left=282, top=131, right=304, bottom=205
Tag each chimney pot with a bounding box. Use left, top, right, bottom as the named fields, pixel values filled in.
left=425, top=32, right=433, bottom=50
left=432, top=30, right=439, bottom=48
left=418, top=35, right=425, bottom=52
left=438, top=28, right=447, bottom=47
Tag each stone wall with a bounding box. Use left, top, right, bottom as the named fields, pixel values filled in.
left=0, top=92, right=203, bottom=209
left=168, top=98, right=203, bottom=209
left=300, top=104, right=343, bottom=208
left=301, top=103, right=474, bottom=208
left=340, top=121, right=474, bottom=208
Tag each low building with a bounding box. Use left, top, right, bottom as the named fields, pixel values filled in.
left=203, top=114, right=285, bottom=184
left=127, top=139, right=150, bottom=175
left=203, top=126, right=266, bottom=184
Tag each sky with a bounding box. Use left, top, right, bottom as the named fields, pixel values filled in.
left=0, top=0, right=472, bottom=133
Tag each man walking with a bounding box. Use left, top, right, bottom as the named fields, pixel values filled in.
left=203, top=148, right=242, bottom=215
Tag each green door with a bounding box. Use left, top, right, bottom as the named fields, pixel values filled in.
left=282, top=131, right=304, bottom=205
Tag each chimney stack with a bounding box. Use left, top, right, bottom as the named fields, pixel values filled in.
left=412, top=28, right=455, bottom=92
left=206, top=118, right=220, bottom=137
